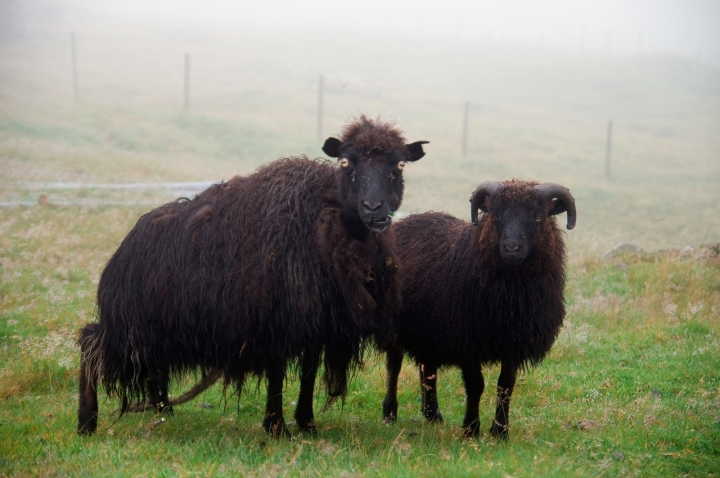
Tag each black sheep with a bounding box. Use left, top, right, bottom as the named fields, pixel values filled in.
left=381, top=179, right=576, bottom=439
left=78, top=116, right=428, bottom=437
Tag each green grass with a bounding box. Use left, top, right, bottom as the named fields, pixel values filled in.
left=1, top=15, right=719, bottom=477
left=0, top=209, right=718, bottom=476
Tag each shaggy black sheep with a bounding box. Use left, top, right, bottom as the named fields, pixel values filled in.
left=78, top=116, right=428, bottom=437
left=381, top=179, right=576, bottom=439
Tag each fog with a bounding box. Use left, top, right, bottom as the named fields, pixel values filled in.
left=1, top=0, right=719, bottom=251
left=4, top=0, right=720, bottom=65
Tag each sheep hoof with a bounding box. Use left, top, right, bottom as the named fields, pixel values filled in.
left=156, top=403, right=174, bottom=416
left=382, top=399, right=398, bottom=423
left=463, top=422, right=480, bottom=439
left=77, top=416, right=97, bottom=436
left=297, top=419, right=318, bottom=435
left=424, top=411, right=444, bottom=424
left=263, top=418, right=291, bottom=439
left=490, top=423, right=509, bottom=440
left=77, top=405, right=98, bottom=435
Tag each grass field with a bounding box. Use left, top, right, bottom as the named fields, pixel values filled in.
left=1, top=16, right=719, bottom=477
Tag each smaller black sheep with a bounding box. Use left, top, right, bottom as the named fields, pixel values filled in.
left=381, top=179, right=576, bottom=439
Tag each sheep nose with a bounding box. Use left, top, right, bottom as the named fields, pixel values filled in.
left=363, top=200, right=383, bottom=213
left=504, top=244, right=521, bottom=253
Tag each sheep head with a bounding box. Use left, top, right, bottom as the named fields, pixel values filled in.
left=470, top=179, right=576, bottom=265
left=323, top=116, right=428, bottom=233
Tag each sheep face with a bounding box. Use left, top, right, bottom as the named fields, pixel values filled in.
left=488, top=201, right=546, bottom=265
left=322, top=119, right=427, bottom=233
left=472, top=180, right=576, bottom=266
left=338, top=146, right=405, bottom=233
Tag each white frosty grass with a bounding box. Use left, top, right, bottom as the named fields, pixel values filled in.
left=662, top=293, right=707, bottom=323
left=687, top=301, right=704, bottom=316
left=569, top=293, right=622, bottom=316
left=691, top=332, right=719, bottom=357
left=57, top=356, right=75, bottom=370
left=662, top=293, right=679, bottom=322
left=18, top=330, right=77, bottom=370
left=556, top=320, right=593, bottom=347
left=558, top=292, right=611, bottom=348
left=585, top=388, right=601, bottom=402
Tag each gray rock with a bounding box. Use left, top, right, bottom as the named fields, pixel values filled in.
left=602, top=243, right=644, bottom=261
left=679, top=246, right=694, bottom=257
left=697, top=243, right=720, bottom=260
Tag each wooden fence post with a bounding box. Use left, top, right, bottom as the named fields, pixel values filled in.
left=605, top=120, right=613, bottom=178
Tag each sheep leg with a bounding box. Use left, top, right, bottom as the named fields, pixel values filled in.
left=382, top=350, right=403, bottom=423
left=263, top=362, right=290, bottom=438
left=419, top=363, right=443, bottom=423
left=295, top=347, right=321, bottom=434
left=78, top=358, right=98, bottom=434
left=490, top=362, right=517, bottom=440
left=147, top=371, right=173, bottom=415
left=78, top=324, right=98, bottom=435
left=461, top=365, right=485, bottom=438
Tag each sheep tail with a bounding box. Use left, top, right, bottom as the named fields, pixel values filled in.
left=123, top=369, right=223, bottom=413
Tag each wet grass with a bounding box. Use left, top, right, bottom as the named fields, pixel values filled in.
left=0, top=200, right=719, bottom=477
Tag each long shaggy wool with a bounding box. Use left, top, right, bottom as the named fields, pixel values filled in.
left=390, top=180, right=566, bottom=370
left=85, top=156, right=401, bottom=413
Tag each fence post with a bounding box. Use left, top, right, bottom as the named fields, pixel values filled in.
left=317, top=75, right=324, bottom=140
left=71, top=32, right=78, bottom=102
left=605, top=120, right=613, bottom=178
left=461, top=101, right=469, bottom=156
left=184, top=53, right=190, bottom=110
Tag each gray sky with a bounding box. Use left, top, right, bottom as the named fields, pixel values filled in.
left=76, top=0, right=720, bottom=64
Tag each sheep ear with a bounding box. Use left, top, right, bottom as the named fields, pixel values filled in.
left=406, top=141, right=429, bottom=161
left=322, top=137, right=342, bottom=158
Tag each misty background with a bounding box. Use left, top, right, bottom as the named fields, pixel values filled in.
left=0, top=0, right=719, bottom=254
left=3, top=0, right=720, bottom=64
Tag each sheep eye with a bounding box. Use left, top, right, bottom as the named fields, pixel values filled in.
left=397, top=161, right=406, bottom=170
left=339, top=158, right=350, bottom=168
left=535, top=216, right=542, bottom=223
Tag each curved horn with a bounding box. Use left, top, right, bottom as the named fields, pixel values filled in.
left=469, top=181, right=503, bottom=225
left=534, top=183, right=577, bottom=230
